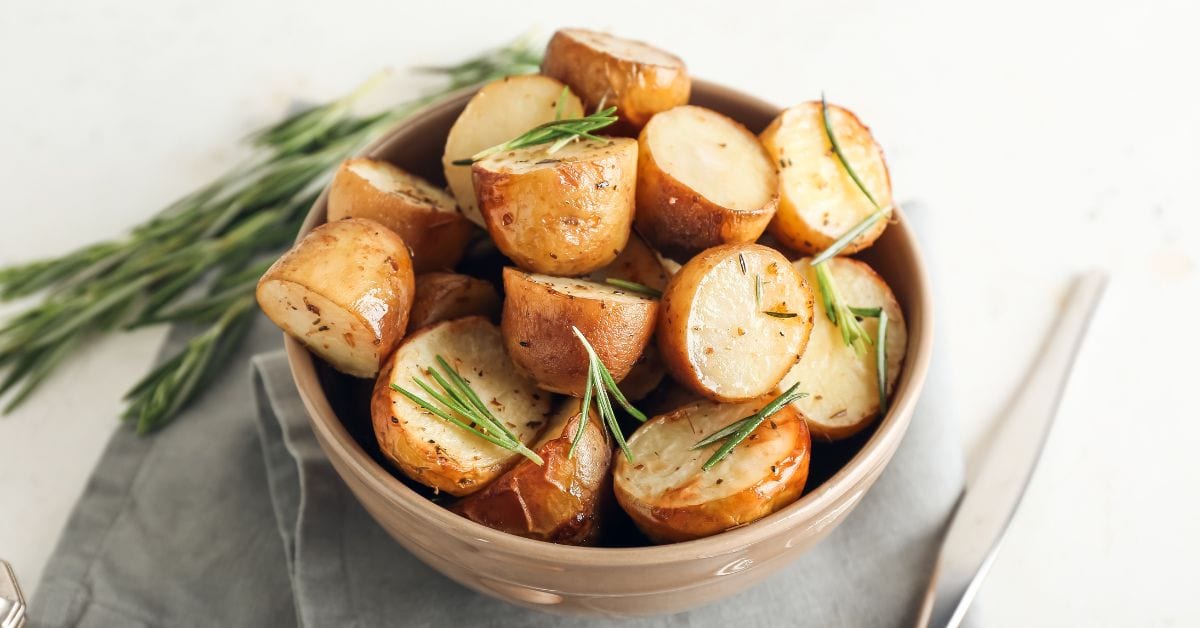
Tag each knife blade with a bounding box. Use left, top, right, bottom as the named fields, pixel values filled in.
left=916, top=270, right=1108, bottom=627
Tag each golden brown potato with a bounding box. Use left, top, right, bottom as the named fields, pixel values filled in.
left=760, top=101, right=893, bottom=255
left=407, top=272, right=501, bottom=332
left=635, top=106, right=778, bottom=260
left=473, top=137, right=637, bottom=276
left=542, top=28, right=690, bottom=134
left=585, top=232, right=671, bottom=292
left=371, top=317, right=552, bottom=496
left=780, top=258, right=907, bottom=440
left=657, top=244, right=814, bottom=402
left=501, top=267, right=658, bottom=396
left=617, top=343, right=666, bottom=402
left=327, top=158, right=472, bottom=273
left=257, top=218, right=414, bottom=378
left=613, top=395, right=811, bottom=543
left=442, top=75, right=584, bottom=226
left=454, top=399, right=611, bottom=544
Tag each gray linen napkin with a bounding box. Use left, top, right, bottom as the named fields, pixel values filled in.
left=32, top=205, right=963, bottom=627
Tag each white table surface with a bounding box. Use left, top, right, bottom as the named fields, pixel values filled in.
left=2, top=1, right=1197, bottom=625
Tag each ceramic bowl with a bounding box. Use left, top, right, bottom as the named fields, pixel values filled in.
left=284, top=79, right=934, bottom=617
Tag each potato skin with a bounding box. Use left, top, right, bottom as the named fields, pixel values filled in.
left=614, top=399, right=811, bottom=543
left=501, top=268, right=658, bottom=396
left=327, top=158, right=473, bottom=273
left=454, top=403, right=611, bottom=545
left=473, top=138, right=638, bottom=276
left=407, top=272, right=501, bottom=332
left=542, top=28, right=690, bottom=135
left=257, top=218, right=414, bottom=377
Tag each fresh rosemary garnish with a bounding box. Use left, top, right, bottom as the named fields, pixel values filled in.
left=876, top=310, right=890, bottom=415
left=571, top=326, right=648, bottom=462
left=692, top=382, right=808, bottom=471
left=451, top=104, right=619, bottom=165
left=755, top=275, right=763, bottom=308
left=849, top=306, right=882, bottom=319
left=813, top=262, right=872, bottom=354
left=392, top=355, right=544, bottom=465
left=738, top=253, right=748, bottom=274
left=0, top=37, right=543, bottom=430
left=604, top=278, right=661, bottom=298
left=762, top=311, right=798, bottom=319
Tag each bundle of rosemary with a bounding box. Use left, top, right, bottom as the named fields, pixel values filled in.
left=0, top=37, right=542, bottom=433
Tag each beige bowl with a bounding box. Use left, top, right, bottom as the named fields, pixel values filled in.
left=284, top=79, right=934, bottom=617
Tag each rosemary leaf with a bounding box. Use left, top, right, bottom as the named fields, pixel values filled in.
left=698, top=383, right=808, bottom=471
left=876, top=309, right=890, bottom=415
left=604, top=278, right=661, bottom=298
left=452, top=106, right=619, bottom=165
left=849, top=306, right=882, bottom=319
left=762, top=311, right=798, bottom=319
left=568, top=369, right=594, bottom=458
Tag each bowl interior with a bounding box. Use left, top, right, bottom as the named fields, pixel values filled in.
left=287, top=79, right=933, bottom=559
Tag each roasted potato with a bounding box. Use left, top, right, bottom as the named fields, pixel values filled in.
left=327, top=158, right=472, bottom=273
left=613, top=395, right=811, bottom=543
left=585, top=232, right=671, bottom=292
left=454, top=399, right=611, bottom=544
left=258, top=218, right=414, bottom=378
left=502, top=267, right=658, bottom=396
left=617, top=343, right=666, bottom=402
left=407, top=272, right=501, bottom=332
left=371, top=317, right=552, bottom=496
left=541, top=28, right=690, bottom=134
left=760, top=101, right=893, bottom=255
left=780, top=258, right=907, bottom=440
left=442, top=76, right=584, bottom=227
left=473, top=137, right=637, bottom=275
left=635, top=106, right=778, bottom=260
left=657, top=244, right=814, bottom=402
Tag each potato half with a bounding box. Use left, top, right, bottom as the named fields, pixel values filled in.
left=614, top=395, right=811, bottom=543
left=618, top=343, right=666, bottom=402
left=474, top=137, right=637, bottom=276
left=454, top=399, right=611, bottom=545
left=760, top=101, right=893, bottom=255
left=585, top=232, right=671, bottom=292
left=442, top=76, right=584, bottom=227
left=502, top=267, right=658, bottom=396
left=371, top=317, right=552, bottom=496
left=657, top=244, right=814, bottom=402
left=635, top=106, right=778, bottom=260
left=541, top=28, right=690, bottom=134
left=407, top=272, right=501, bottom=332
left=780, top=258, right=907, bottom=440
left=257, top=218, right=414, bottom=378
left=327, top=158, right=472, bottom=273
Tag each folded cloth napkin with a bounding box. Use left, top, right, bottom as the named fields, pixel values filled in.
left=32, top=205, right=964, bottom=628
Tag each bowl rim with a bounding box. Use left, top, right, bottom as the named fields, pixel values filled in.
left=284, top=78, right=935, bottom=566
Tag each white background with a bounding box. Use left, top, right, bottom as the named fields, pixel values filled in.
left=2, top=1, right=1198, bottom=625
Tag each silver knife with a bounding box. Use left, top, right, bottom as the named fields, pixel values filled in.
left=916, top=271, right=1108, bottom=627
left=0, top=560, right=24, bottom=628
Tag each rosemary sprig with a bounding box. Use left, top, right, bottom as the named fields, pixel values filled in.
left=392, top=355, right=544, bottom=465
left=451, top=105, right=619, bottom=165
left=0, top=37, right=543, bottom=430
left=813, top=262, right=872, bottom=354
left=692, top=382, right=808, bottom=471
left=762, top=311, right=798, bottom=319
left=604, top=278, right=661, bottom=298
left=571, top=326, right=648, bottom=462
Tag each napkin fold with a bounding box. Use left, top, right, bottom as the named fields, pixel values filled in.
left=32, top=205, right=964, bottom=628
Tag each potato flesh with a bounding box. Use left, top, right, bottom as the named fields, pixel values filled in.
left=346, top=159, right=456, bottom=212
left=666, top=245, right=813, bottom=400
left=761, top=102, right=892, bottom=252
left=522, top=273, right=652, bottom=305
left=644, top=106, right=775, bottom=212
left=383, top=319, right=549, bottom=472
left=781, top=258, right=907, bottom=439
left=442, top=76, right=583, bottom=226
left=585, top=233, right=671, bottom=291
left=257, top=279, right=383, bottom=377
